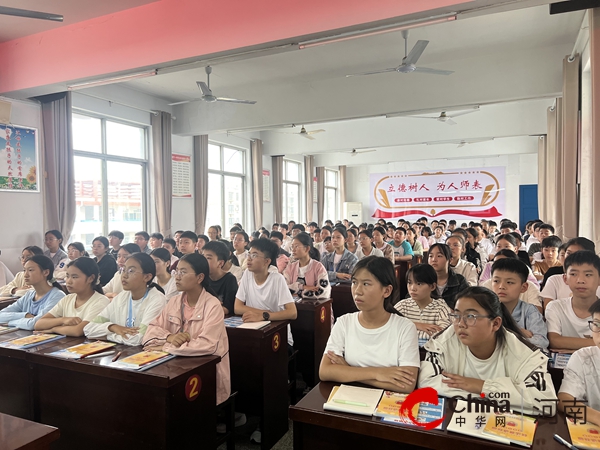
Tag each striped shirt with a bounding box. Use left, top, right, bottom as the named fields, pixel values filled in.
left=394, top=298, right=453, bottom=341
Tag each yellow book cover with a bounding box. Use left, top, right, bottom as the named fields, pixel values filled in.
left=567, top=417, right=600, bottom=450
left=374, top=391, right=419, bottom=422
left=10, top=333, right=59, bottom=346
left=67, top=341, right=116, bottom=356
left=119, top=351, right=169, bottom=367
left=482, top=412, right=537, bottom=447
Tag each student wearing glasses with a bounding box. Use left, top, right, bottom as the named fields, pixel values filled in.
left=43, top=230, right=68, bottom=270
left=84, top=253, right=166, bottom=345
left=0, top=245, right=44, bottom=296
left=419, top=286, right=556, bottom=415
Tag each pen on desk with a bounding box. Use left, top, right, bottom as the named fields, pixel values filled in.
left=83, top=351, right=115, bottom=359
left=554, top=434, right=579, bottom=450
left=112, top=351, right=122, bottom=362
left=332, top=399, right=368, bottom=407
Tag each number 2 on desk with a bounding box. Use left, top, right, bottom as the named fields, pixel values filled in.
left=185, top=375, right=201, bottom=401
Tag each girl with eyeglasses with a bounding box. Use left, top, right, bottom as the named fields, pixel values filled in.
left=102, top=243, right=141, bottom=299
left=43, top=230, right=68, bottom=270
left=84, top=252, right=166, bottom=345
left=284, top=232, right=330, bottom=300
left=143, top=253, right=231, bottom=405
left=55, top=242, right=88, bottom=280
left=355, top=229, right=384, bottom=260
left=419, top=286, right=556, bottom=415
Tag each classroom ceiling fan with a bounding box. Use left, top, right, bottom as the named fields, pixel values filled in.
left=344, top=148, right=377, bottom=156
left=168, top=66, right=256, bottom=106
left=0, top=6, right=63, bottom=21
left=407, top=107, right=480, bottom=125
left=284, top=126, right=325, bottom=140
left=346, top=30, right=453, bottom=78
left=426, top=137, right=494, bottom=148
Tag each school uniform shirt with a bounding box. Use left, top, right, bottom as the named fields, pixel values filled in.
left=526, top=236, right=540, bottom=252
left=281, top=235, right=293, bottom=253
left=510, top=300, right=549, bottom=350
left=541, top=274, right=600, bottom=301
left=354, top=246, right=384, bottom=260
left=44, top=248, right=68, bottom=269
left=541, top=266, right=564, bottom=288
left=432, top=236, right=447, bottom=244
left=321, top=249, right=359, bottom=282
left=54, top=259, right=73, bottom=280
left=559, top=346, right=600, bottom=411
left=94, top=254, right=118, bottom=287
left=283, top=258, right=331, bottom=300
left=325, top=312, right=420, bottom=369
left=481, top=278, right=542, bottom=308
left=0, top=287, right=65, bottom=330
left=479, top=261, right=540, bottom=289
left=478, top=238, right=495, bottom=257
left=450, top=259, right=478, bottom=287
left=545, top=297, right=593, bottom=339
left=236, top=269, right=295, bottom=346
left=84, top=288, right=167, bottom=345
left=207, top=272, right=238, bottom=315
left=394, top=298, right=452, bottom=341
left=48, top=291, right=110, bottom=322
left=389, top=241, right=414, bottom=259
left=103, top=271, right=123, bottom=296
left=0, top=270, right=27, bottom=296
left=153, top=275, right=179, bottom=300
left=532, top=260, right=562, bottom=279
left=417, top=236, right=430, bottom=251
left=143, top=291, right=231, bottom=405
left=419, top=326, right=556, bottom=415
left=235, top=250, right=248, bottom=271
left=227, top=265, right=243, bottom=283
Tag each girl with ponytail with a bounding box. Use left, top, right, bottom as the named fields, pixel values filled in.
left=419, top=286, right=556, bottom=416
left=84, top=252, right=167, bottom=345
left=0, top=255, right=65, bottom=330
left=35, top=258, right=109, bottom=336
left=283, top=232, right=331, bottom=299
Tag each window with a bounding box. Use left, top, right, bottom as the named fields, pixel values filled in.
left=71, top=113, right=147, bottom=246
left=206, top=143, right=245, bottom=231
left=324, top=169, right=338, bottom=222
left=282, top=160, right=301, bottom=224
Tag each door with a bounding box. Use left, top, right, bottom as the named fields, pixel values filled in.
left=519, top=185, right=539, bottom=233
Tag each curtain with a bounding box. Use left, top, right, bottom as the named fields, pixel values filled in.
left=304, top=155, right=314, bottom=222
left=151, top=111, right=172, bottom=238
left=36, top=92, right=76, bottom=241
left=590, top=9, right=600, bottom=248
left=339, top=165, right=347, bottom=211
left=193, top=135, right=208, bottom=235
left=316, top=166, right=325, bottom=226
left=251, top=139, right=263, bottom=230
left=543, top=100, right=561, bottom=228
left=272, top=156, right=283, bottom=224
left=560, top=54, right=580, bottom=242
left=537, top=135, right=548, bottom=222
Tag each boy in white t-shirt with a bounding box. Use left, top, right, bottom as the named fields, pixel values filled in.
left=546, top=251, right=600, bottom=351
left=558, top=299, right=600, bottom=426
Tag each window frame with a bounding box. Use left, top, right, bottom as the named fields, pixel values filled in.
left=324, top=168, right=339, bottom=222
left=282, top=159, right=302, bottom=224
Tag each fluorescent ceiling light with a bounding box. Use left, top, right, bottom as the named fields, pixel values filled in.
left=298, top=14, right=456, bottom=49
left=67, top=70, right=157, bottom=91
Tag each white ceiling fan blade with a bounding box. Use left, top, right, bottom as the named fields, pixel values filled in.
left=216, top=97, right=257, bottom=105
left=168, top=100, right=192, bottom=106
left=301, top=133, right=316, bottom=140
left=448, top=108, right=480, bottom=118
left=306, top=129, right=325, bottom=135
left=445, top=118, right=457, bottom=125
left=0, top=6, right=63, bottom=21
left=346, top=68, right=397, bottom=78
left=197, top=81, right=212, bottom=96
left=457, top=142, right=466, bottom=148
left=407, top=116, right=439, bottom=120
left=413, top=67, right=454, bottom=76
left=404, top=40, right=429, bottom=66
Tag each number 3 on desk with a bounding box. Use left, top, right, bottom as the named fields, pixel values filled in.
left=185, top=375, right=201, bottom=401
left=272, top=333, right=281, bottom=352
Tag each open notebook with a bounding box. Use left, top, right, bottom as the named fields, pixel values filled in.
left=323, top=385, right=384, bottom=416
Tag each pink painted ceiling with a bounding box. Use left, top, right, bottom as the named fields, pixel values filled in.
left=0, top=0, right=469, bottom=94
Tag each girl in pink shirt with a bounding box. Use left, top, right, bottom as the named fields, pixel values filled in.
left=143, top=253, right=231, bottom=405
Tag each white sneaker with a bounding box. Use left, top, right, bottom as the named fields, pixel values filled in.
left=250, top=429, right=261, bottom=444
left=216, top=412, right=247, bottom=434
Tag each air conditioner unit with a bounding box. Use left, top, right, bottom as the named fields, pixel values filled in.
left=343, top=202, right=363, bottom=224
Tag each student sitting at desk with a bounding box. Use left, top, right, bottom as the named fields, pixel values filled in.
left=321, top=227, right=358, bottom=282
left=202, top=241, right=238, bottom=315
left=92, top=236, right=118, bottom=287
left=143, top=253, right=231, bottom=405
left=35, top=258, right=109, bottom=336
left=43, top=230, right=68, bottom=270
left=428, top=243, right=469, bottom=309
left=320, top=256, right=420, bottom=393
left=150, top=248, right=179, bottom=299
left=84, top=252, right=166, bottom=345
left=284, top=232, right=331, bottom=300
left=0, top=255, right=65, bottom=330
left=55, top=242, right=87, bottom=280
left=419, top=286, right=556, bottom=415
left=103, top=243, right=141, bottom=299
left=0, top=245, right=43, bottom=296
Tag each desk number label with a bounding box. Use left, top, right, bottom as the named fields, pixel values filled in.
left=272, top=333, right=281, bottom=352
left=320, top=306, right=326, bottom=323
left=185, top=375, right=201, bottom=401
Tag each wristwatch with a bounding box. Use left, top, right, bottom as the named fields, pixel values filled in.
left=263, top=311, right=270, bottom=321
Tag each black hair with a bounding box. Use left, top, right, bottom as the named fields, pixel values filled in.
left=229, top=226, right=242, bottom=233
left=488, top=220, right=497, bottom=227
left=428, top=243, right=452, bottom=266
left=108, top=230, right=124, bottom=240
left=352, top=256, right=402, bottom=315
left=495, top=234, right=518, bottom=249
left=359, top=229, right=373, bottom=239
left=272, top=223, right=279, bottom=228
left=26, top=255, right=63, bottom=290
left=314, top=227, right=322, bottom=234
left=293, top=232, right=321, bottom=261
left=465, top=227, right=478, bottom=240
left=251, top=231, right=261, bottom=240
left=67, top=257, right=104, bottom=294
left=45, top=230, right=65, bottom=251
left=270, top=231, right=284, bottom=241
left=150, top=232, right=164, bottom=241
left=249, top=238, right=279, bottom=266
left=509, top=231, right=523, bottom=244
left=308, top=222, right=318, bottom=227
left=454, top=286, right=535, bottom=350
left=491, top=258, right=529, bottom=284
left=174, top=230, right=184, bottom=235
left=406, top=263, right=441, bottom=299
left=23, top=245, right=44, bottom=256
left=260, top=230, right=271, bottom=239
left=279, top=223, right=288, bottom=231
left=500, top=222, right=516, bottom=230
left=292, top=224, right=305, bottom=232
left=494, top=249, right=518, bottom=260
left=347, top=228, right=357, bottom=238
left=135, top=231, right=150, bottom=241
left=234, top=231, right=249, bottom=244
left=180, top=231, right=198, bottom=243
left=332, top=226, right=348, bottom=239
left=449, top=220, right=456, bottom=225
left=565, top=237, right=596, bottom=253
left=446, top=234, right=465, bottom=247
left=394, top=227, right=406, bottom=235
left=203, top=240, right=230, bottom=263
left=92, top=236, right=109, bottom=249
left=163, top=238, right=177, bottom=249
left=564, top=250, right=600, bottom=274
left=421, top=226, right=433, bottom=237
left=150, top=247, right=171, bottom=263
left=178, top=253, right=217, bottom=297
left=321, top=225, right=333, bottom=233
left=373, top=226, right=387, bottom=237
left=533, top=222, right=544, bottom=230
left=127, top=253, right=165, bottom=295
left=67, top=242, right=88, bottom=258
left=120, top=243, right=141, bottom=255
left=452, top=228, right=468, bottom=239
left=323, top=236, right=332, bottom=243
left=539, top=223, right=555, bottom=233
left=589, top=299, right=600, bottom=316
left=541, top=236, right=562, bottom=249
left=197, top=234, right=209, bottom=244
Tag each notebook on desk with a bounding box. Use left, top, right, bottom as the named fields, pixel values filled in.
left=224, top=316, right=270, bottom=329
left=323, top=384, right=384, bottom=416
left=48, top=341, right=117, bottom=359
left=110, top=350, right=176, bottom=371
left=0, top=333, right=65, bottom=349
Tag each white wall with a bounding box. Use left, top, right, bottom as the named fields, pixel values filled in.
left=0, top=97, right=44, bottom=274
left=346, top=153, right=538, bottom=226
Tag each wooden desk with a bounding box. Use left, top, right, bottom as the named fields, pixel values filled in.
left=290, top=299, right=332, bottom=387
left=290, top=382, right=568, bottom=450
left=0, top=412, right=59, bottom=450
left=395, top=261, right=411, bottom=300
left=330, top=283, right=356, bottom=321
left=0, top=297, right=17, bottom=310
left=226, top=320, right=289, bottom=450
left=0, top=332, right=219, bottom=450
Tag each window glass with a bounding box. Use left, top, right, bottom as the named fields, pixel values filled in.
left=106, top=121, right=145, bottom=159
left=224, top=147, right=244, bottom=174
left=72, top=156, right=103, bottom=247
left=206, top=173, right=223, bottom=229
left=72, top=114, right=101, bottom=153
left=285, top=161, right=300, bottom=182
left=224, top=176, right=244, bottom=229
left=107, top=161, right=144, bottom=243
left=208, top=144, right=221, bottom=171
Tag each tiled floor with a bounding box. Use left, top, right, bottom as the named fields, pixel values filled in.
left=217, top=417, right=293, bottom=450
